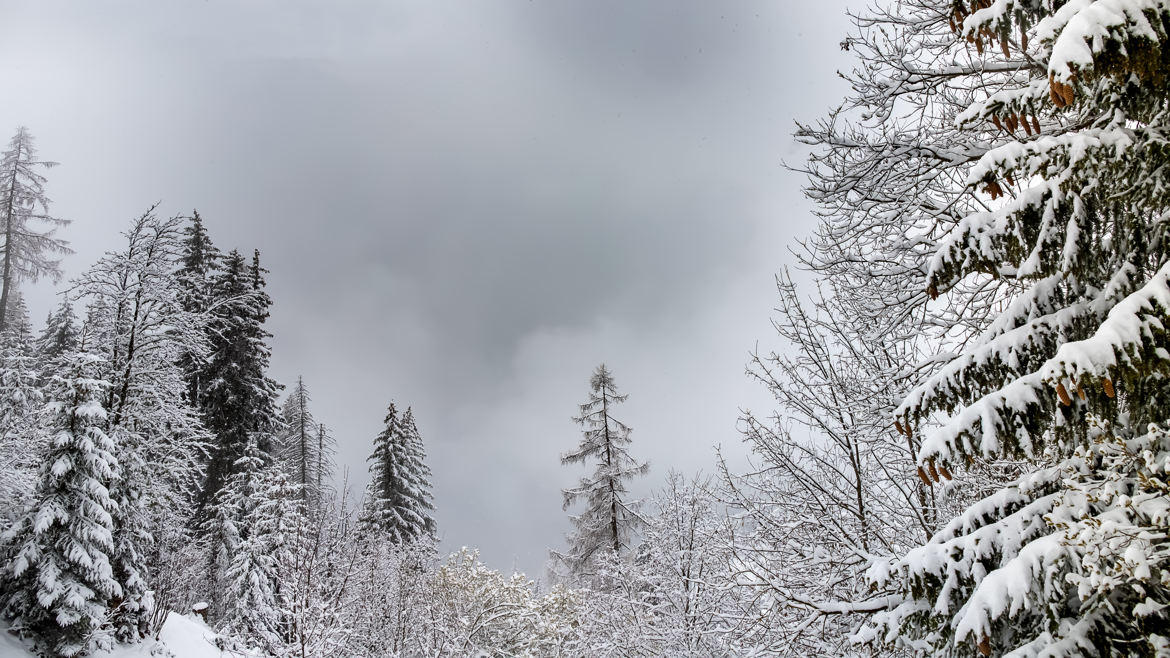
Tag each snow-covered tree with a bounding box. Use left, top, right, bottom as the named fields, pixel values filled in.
left=0, top=127, right=70, bottom=332
left=362, top=403, right=436, bottom=543
left=712, top=265, right=978, bottom=656
left=280, top=491, right=366, bottom=658
left=577, top=473, right=741, bottom=657
left=348, top=537, right=436, bottom=657
left=277, top=376, right=329, bottom=509
left=35, top=295, right=79, bottom=366
left=556, top=364, right=648, bottom=575
left=314, top=422, right=337, bottom=505
left=0, top=294, right=47, bottom=522
left=2, top=290, right=34, bottom=347
left=196, top=248, right=281, bottom=515
left=422, top=547, right=582, bottom=658
left=0, top=350, right=119, bottom=658
left=175, top=210, right=220, bottom=409
left=216, top=436, right=299, bottom=654
left=72, top=208, right=210, bottom=641
left=793, top=0, right=1170, bottom=655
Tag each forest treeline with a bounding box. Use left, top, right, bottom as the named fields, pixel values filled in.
left=4, top=0, right=1170, bottom=656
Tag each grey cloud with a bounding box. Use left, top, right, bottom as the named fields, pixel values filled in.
left=1, top=0, right=857, bottom=576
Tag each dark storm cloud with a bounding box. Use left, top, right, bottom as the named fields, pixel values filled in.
left=0, top=0, right=857, bottom=576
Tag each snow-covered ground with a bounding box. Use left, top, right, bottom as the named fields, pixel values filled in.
left=0, top=613, right=229, bottom=658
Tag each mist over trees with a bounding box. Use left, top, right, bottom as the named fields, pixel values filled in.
left=3, top=0, right=1170, bottom=655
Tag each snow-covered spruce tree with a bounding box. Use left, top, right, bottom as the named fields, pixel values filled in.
left=195, top=248, right=281, bottom=516
left=401, top=408, right=435, bottom=535
left=362, top=403, right=436, bottom=543
left=215, top=435, right=300, bottom=653
left=556, top=364, right=648, bottom=576
left=35, top=295, right=80, bottom=366
left=795, top=1, right=1170, bottom=656
left=72, top=209, right=210, bottom=641
left=277, top=376, right=325, bottom=509
left=0, top=294, right=48, bottom=523
left=2, top=291, right=34, bottom=347
left=0, top=349, right=119, bottom=658
left=175, top=210, right=220, bottom=409
left=0, top=127, right=70, bottom=332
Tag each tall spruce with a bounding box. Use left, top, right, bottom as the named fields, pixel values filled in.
left=175, top=211, right=220, bottom=408
left=196, top=248, right=281, bottom=514
left=0, top=127, right=70, bottom=331
left=216, top=435, right=299, bottom=652
left=0, top=350, right=119, bottom=658
left=556, top=364, right=648, bottom=573
left=35, top=295, right=79, bottom=365
left=363, top=403, right=436, bottom=543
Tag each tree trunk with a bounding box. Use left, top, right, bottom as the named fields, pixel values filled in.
left=0, top=136, right=23, bottom=331
left=602, top=388, right=619, bottom=553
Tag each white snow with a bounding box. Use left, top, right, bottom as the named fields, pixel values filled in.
left=1047, top=0, right=1169, bottom=82
left=0, top=613, right=236, bottom=658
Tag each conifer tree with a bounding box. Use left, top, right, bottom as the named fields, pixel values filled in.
left=0, top=350, right=119, bottom=658
left=0, top=292, right=45, bottom=519
left=315, top=422, right=337, bottom=505
left=556, top=364, right=648, bottom=573
left=363, top=403, right=436, bottom=543
left=196, top=248, right=281, bottom=514
left=277, top=376, right=325, bottom=509
left=794, top=0, right=1170, bottom=654
left=401, top=409, right=435, bottom=536
left=175, top=210, right=220, bottom=408
left=216, top=435, right=299, bottom=653
left=0, top=127, right=70, bottom=331
left=35, top=295, right=79, bottom=365
left=2, top=291, right=33, bottom=347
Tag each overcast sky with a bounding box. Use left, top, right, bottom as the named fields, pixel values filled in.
left=0, top=0, right=856, bottom=578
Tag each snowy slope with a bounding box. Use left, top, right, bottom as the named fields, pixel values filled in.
left=0, top=613, right=233, bottom=658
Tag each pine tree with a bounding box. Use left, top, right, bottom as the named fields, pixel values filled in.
left=2, top=291, right=34, bottom=348
left=175, top=210, right=220, bottom=408
left=217, top=436, right=299, bottom=654
left=556, top=364, right=648, bottom=574
left=0, top=127, right=70, bottom=331
left=0, top=292, right=46, bottom=521
left=196, top=248, right=281, bottom=515
left=401, top=409, right=436, bottom=536
left=35, top=295, right=79, bottom=365
left=277, top=376, right=322, bottom=509
left=793, top=0, right=1170, bottom=655
left=363, top=403, right=436, bottom=543
left=0, top=350, right=119, bottom=658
